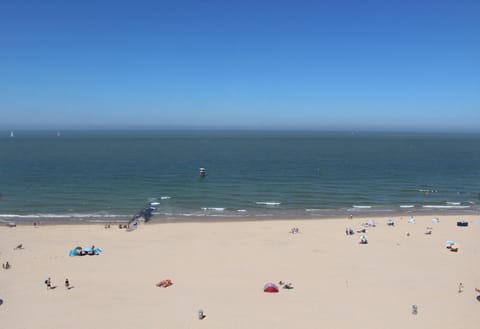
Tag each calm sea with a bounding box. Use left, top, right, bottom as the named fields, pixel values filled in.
left=1, top=131, right=479, bottom=223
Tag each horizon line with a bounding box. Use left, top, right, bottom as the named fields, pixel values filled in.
left=2, top=128, right=480, bottom=135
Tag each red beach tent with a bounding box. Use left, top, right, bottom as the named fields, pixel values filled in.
left=264, top=282, right=279, bottom=293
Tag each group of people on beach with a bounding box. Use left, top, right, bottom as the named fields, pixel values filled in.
left=344, top=220, right=376, bottom=244
left=278, top=281, right=294, bottom=289
left=44, top=277, right=72, bottom=290
left=74, top=245, right=97, bottom=256
left=344, top=226, right=368, bottom=243
left=289, top=227, right=300, bottom=234
left=2, top=243, right=25, bottom=269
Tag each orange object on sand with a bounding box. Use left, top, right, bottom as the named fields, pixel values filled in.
left=156, top=279, right=173, bottom=288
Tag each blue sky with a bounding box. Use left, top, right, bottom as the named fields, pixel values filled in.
left=1, top=0, right=479, bottom=131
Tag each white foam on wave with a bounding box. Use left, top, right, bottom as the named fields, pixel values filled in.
left=446, top=202, right=461, bottom=205
left=256, top=202, right=281, bottom=206
left=0, top=214, right=29, bottom=218
left=237, top=209, right=247, bottom=212
left=422, top=205, right=471, bottom=209
left=306, top=209, right=321, bottom=212
left=160, top=196, right=171, bottom=200
left=0, top=213, right=121, bottom=219
left=201, top=207, right=225, bottom=211
left=149, top=202, right=160, bottom=206
left=352, top=205, right=372, bottom=209
left=400, top=205, right=415, bottom=208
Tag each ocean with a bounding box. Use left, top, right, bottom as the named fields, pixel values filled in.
left=1, top=131, right=479, bottom=223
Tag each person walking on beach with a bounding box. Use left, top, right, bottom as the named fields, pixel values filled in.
left=45, top=277, right=52, bottom=290
left=458, top=282, right=464, bottom=293
left=65, top=278, right=70, bottom=290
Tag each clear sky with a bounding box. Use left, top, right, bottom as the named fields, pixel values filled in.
left=1, top=0, right=479, bottom=132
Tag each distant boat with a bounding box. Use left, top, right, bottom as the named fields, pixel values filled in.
left=57, top=131, right=61, bottom=137
left=10, top=131, right=14, bottom=138
left=199, top=168, right=206, bottom=177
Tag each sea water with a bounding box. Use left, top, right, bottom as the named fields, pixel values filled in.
left=1, top=131, right=479, bottom=223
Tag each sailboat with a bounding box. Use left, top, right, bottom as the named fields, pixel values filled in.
left=10, top=131, right=14, bottom=138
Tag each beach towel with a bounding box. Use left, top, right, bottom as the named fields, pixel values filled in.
left=69, top=247, right=102, bottom=256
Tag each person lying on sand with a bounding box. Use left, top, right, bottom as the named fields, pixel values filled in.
left=278, top=281, right=294, bottom=289
left=282, top=283, right=294, bottom=289
left=14, top=244, right=23, bottom=250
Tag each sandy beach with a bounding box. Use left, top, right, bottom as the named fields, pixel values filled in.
left=1, top=214, right=479, bottom=329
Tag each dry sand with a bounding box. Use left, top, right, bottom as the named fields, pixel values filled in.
left=1, top=215, right=479, bottom=329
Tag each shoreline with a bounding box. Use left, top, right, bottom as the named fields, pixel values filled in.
left=1, top=208, right=478, bottom=226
